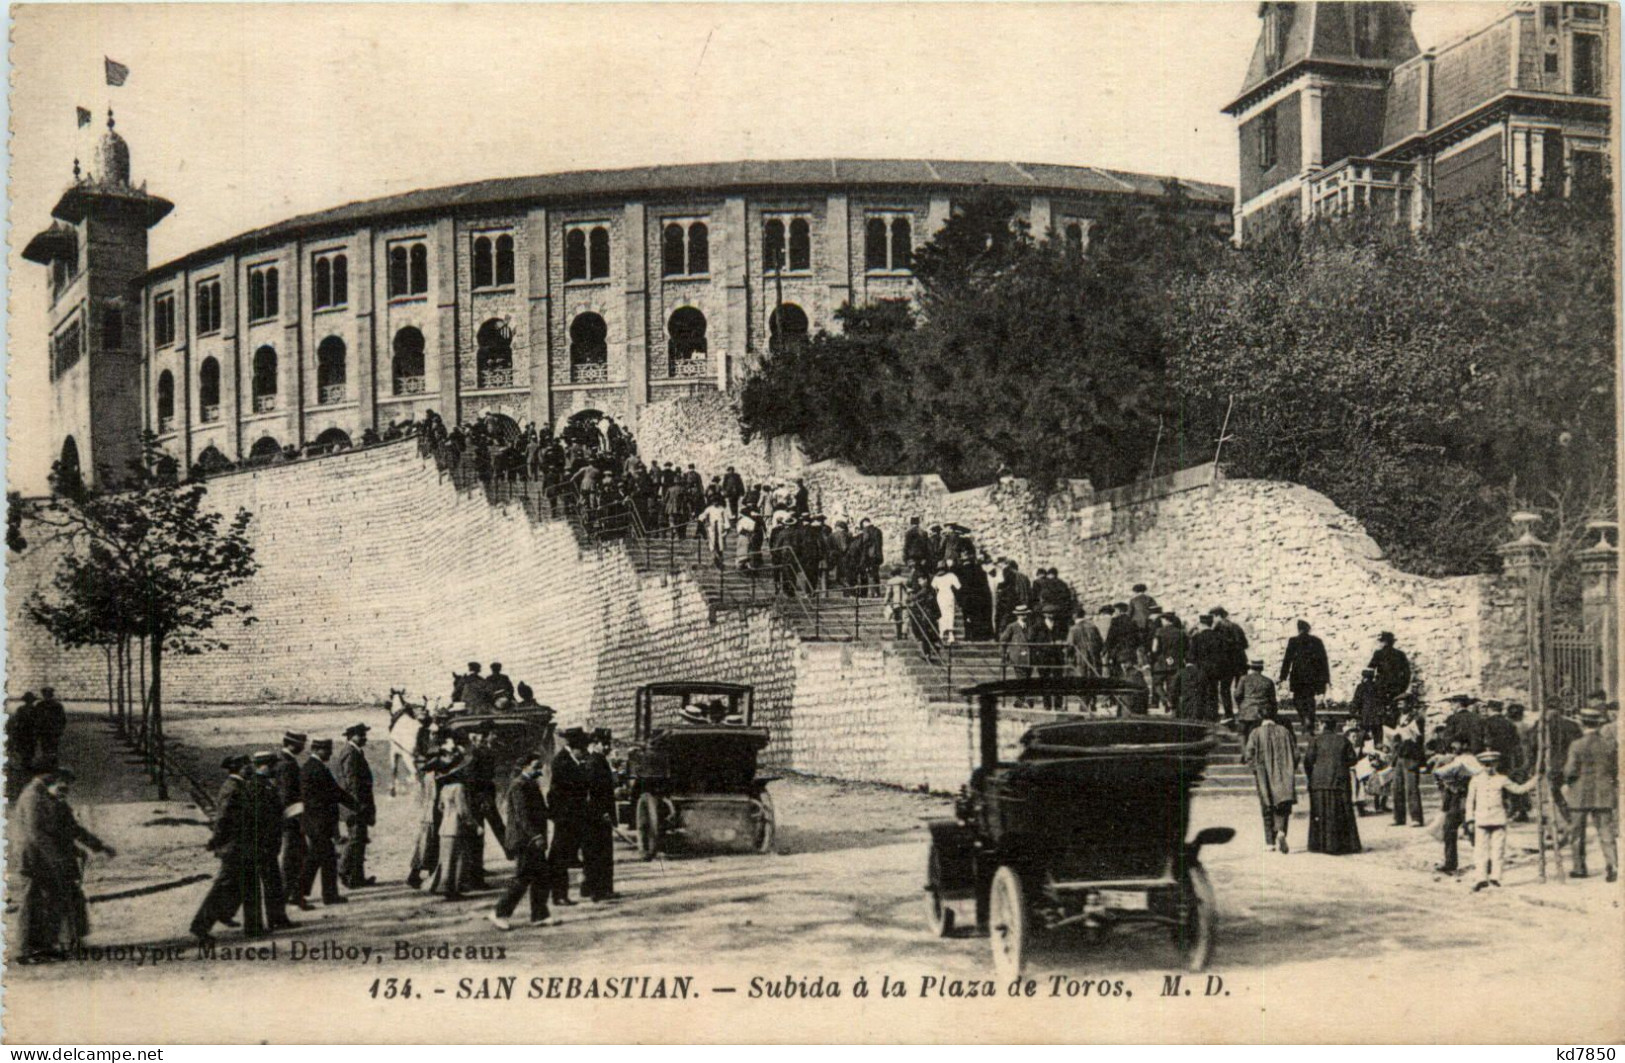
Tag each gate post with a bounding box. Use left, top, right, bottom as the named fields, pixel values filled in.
left=1579, top=521, right=1619, bottom=700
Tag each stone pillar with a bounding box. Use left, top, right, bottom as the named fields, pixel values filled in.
left=353, top=228, right=376, bottom=432
left=1030, top=196, right=1053, bottom=240
left=524, top=207, right=553, bottom=429
left=824, top=193, right=852, bottom=310
left=433, top=217, right=460, bottom=424
left=723, top=195, right=749, bottom=386
left=623, top=201, right=650, bottom=411
left=1579, top=522, right=1619, bottom=699
left=285, top=241, right=306, bottom=447
left=926, top=195, right=952, bottom=237
left=1497, top=514, right=1550, bottom=711
left=1301, top=82, right=1325, bottom=171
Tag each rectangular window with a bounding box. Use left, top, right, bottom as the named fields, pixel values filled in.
left=195, top=278, right=221, bottom=335
left=1573, top=33, right=1603, bottom=95
left=52, top=319, right=84, bottom=379
left=153, top=293, right=176, bottom=347
left=1570, top=4, right=1603, bottom=20
left=1544, top=4, right=1560, bottom=30
left=247, top=263, right=279, bottom=321
left=1257, top=108, right=1279, bottom=171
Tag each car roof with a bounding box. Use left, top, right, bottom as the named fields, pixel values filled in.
left=959, top=677, right=1148, bottom=698
left=639, top=681, right=754, bottom=697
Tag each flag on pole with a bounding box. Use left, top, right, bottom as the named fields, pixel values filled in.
left=76, top=106, right=92, bottom=128
left=104, top=57, right=129, bottom=87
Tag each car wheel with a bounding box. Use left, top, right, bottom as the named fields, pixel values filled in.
left=925, top=844, right=955, bottom=938
left=1178, top=865, right=1216, bottom=972
left=989, top=865, right=1028, bottom=982
left=636, top=793, right=661, bottom=861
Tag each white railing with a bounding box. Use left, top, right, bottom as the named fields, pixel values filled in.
left=479, top=368, right=515, bottom=389
left=572, top=362, right=609, bottom=384
left=671, top=356, right=709, bottom=379
left=200, top=405, right=220, bottom=424
left=320, top=383, right=347, bottom=405
left=395, top=376, right=426, bottom=396
left=253, top=394, right=277, bottom=413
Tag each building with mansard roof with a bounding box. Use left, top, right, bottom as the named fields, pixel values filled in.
left=23, top=130, right=1230, bottom=487
left=1225, top=1, right=1612, bottom=244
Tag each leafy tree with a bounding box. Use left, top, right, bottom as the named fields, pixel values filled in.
left=19, top=438, right=258, bottom=797
left=1169, top=191, right=1616, bottom=577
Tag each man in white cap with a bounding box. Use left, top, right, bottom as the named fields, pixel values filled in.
left=1464, top=749, right=1537, bottom=891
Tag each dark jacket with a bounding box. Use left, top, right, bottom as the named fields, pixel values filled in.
left=1367, top=646, right=1412, bottom=701
left=1481, top=715, right=1522, bottom=771
left=547, top=749, right=590, bottom=825
left=584, top=754, right=617, bottom=823
left=1170, top=663, right=1214, bottom=720
left=1279, top=634, right=1330, bottom=694
left=1354, top=679, right=1385, bottom=730
left=335, top=741, right=376, bottom=827
left=275, top=751, right=303, bottom=815
left=1304, top=732, right=1358, bottom=791
left=1443, top=708, right=1485, bottom=754
left=721, top=472, right=745, bottom=499
left=502, top=774, right=551, bottom=853
left=1106, top=614, right=1139, bottom=665
left=1190, top=627, right=1228, bottom=676
left=249, top=775, right=285, bottom=857
left=206, top=774, right=252, bottom=858
left=299, top=757, right=355, bottom=839
left=903, top=526, right=933, bottom=566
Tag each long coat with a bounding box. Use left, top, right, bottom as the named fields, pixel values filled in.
left=1244, top=720, right=1299, bottom=805
left=1279, top=634, right=1330, bottom=695
left=503, top=775, right=551, bottom=853
left=1067, top=620, right=1105, bottom=675
left=1234, top=672, right=1278, bottom=722
left=335, top=741, right=376, bottom=828
left=14, top=777, right=109, bottom=956
left=1170, top=663, right=1215, bottom=720
left=206, top=774, right=252, bottom=858
left=1303, top=732, right=1357, bottom=791
left=547, top=750, right=590, bottom=826
left=1367, top=646, right=1412, bottom=701
left=299, top=757, right=355, bottom=840
left=1563, top=730, right=1618, bottom=810
left=999, top=620, right=1034, bottom=669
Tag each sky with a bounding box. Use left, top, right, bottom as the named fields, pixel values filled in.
left=5, top=1, right=1508, bottom=492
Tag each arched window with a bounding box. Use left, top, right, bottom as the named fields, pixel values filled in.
left=688, top=222, right=709, bottom=275
left=252, top=345, right=278, bottom=411
left=570, top=312, right=609, bottom=383
left=589, top=226, right=610, bottom=279
left=57, top=437, right=82, bottom=492
left=495, top=235, right=515, bottom=286
left=476, top=319, right=513, bottom=388
left=313, top=256, right=332, bottom=307
left=388, top=246, right=409, bottom=296
left=769, top=303, right=810, bottom=355
left=472, top=236, right=494, bottom=289
left=865, top=218, right=889, bottom=270
left=157, top=370, right=176, bottom=429
left=890, top=218, right=912, bottom=271
left=662, top=223, right=686, bottom=277
left=197, top=444, right=234, bottom=473
left=1064, top=221, right=1086, bottom=255
left=763, top=219, right=786, bottom=272
left=409, top=244, right=429, bottom=294
left=248, top=437, right=282, bottom=465
left=199, top=357, right=221, bottom=421
left=392, top=327, right=426, bottom=395
left=564, top=229, right=588, bottom=282
left=313, top=427, right=352, bottom=453
left=317, top=336, right=347, bottom=404
left=788, top=218, right=811, bottom=270
left=667, top=307, right=708, bottom=375
left=332, top=254, right=348, bottom=305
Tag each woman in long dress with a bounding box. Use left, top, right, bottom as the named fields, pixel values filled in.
left=931, top=561, right=962, bottom=644
left=1304, top=717, right=1364, bottom=854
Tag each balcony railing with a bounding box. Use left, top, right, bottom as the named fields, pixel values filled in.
left=158, top=415, right=176, bottom=433
left=200, top=405, right=220, bottom=424
left=671, top=356, right=710, bottom=379
left=253, top=394, right=277, bottom=414
left=319, top=383, right=347, bottom=406
left=572, top=362, right=609, bottom=384
left=479, top=367, right=515, bottom=389
left=394, top=376, right=427, bottom=396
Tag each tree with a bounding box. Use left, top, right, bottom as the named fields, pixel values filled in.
left=1169, top=191, right=1616, bottom=578
left=19, top=438, right=258, bottom=797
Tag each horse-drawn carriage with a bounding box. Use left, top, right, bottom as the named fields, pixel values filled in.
left=615, top=681, right=776, bottom=859
left=924, top=678, right=1232, bottom=980
left=384, top=688, right=556, bottom=794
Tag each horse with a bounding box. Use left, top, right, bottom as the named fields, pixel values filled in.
left=384, top=689, right=427, bottom=797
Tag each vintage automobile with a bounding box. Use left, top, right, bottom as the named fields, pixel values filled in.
left=616, top=681, right=776, bottom=859
left=923, top=678, right=1233, bottom=980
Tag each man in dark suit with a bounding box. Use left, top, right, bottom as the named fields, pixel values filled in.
left=489, top=754, right=552, bottom=930
left=581, top=729, right=619, bottom=902
left=459, top=662, right=493, bottom=712
left=1105, top=603, right=1139, bottom=679
left=547, top=728, right=591, bottom=906
left=1367, top=631, right=1412, bottom=724
left=298, top=738, right=355, bottom=907
left=857, top=518, right=884, bottom=595
left=336, top=724, right=376, bottom=889
left=1279, top=619, right=1331, bottom=732
left=903, top=517, right=933, bottom=577
left=486, top=663, right=516, bottom=707
left=33, top=687, right=66, bottom=769
left=1189, top=615, right=1231, bottom=718
left=248, top=751, right=295, bottom=929
left=721, top=466, right=745, bottom=520
left=190, top=755, right=256, bottom=945
left=276, top=732, right=309, bottom=909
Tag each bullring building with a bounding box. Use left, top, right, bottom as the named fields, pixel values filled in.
left=21, top=117, right=1230, bottom=488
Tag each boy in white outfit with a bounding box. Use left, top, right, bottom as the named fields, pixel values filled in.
left=1465, top=750, right=1537, bottom=891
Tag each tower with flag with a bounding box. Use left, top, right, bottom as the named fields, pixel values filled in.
left=21, top=55, right=169, bottom=489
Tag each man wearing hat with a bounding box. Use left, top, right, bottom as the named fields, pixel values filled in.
left=1388, top=696, right=1429, bottom=828
left=998, top=605, right=1036, bottom=690
left=581, top=729, right=619, bottom=902
left=249, top=752, right=295, bottom=930
left=1428, top=734, right=1482, bottom=874
left=487, top=663, right=516, bottom=707
left=1233, top=659, right=1278, bottom=743
left=548, top=728, right=592, bottom=906
left=276, top=732, right=309, bottom=909
left=1441, top=694, right=1485, bottom=754
left=6, top=692, right=41, bottom=799
left=33, top=686, right=66, bottom=770
left=14, top=767, right=115, bottom=963
left=1464, top=749, right=1537, bottom=891
left=1562, top=707, right=1618, bottom=882
left=1366, top=632, right=1412, bottom=728
left=190, top=755, right=257, bottom=944
left=490, top=753, right=553, bottom=931
left=336, top=724, right=377, bottom=889
left=1352, top=669, right=1385, bottom=747
left=298, top=739, right=356, bottom=906
left=458, top=663, right=493, bottom=713
left=1279, top=620, right=1331, bottom=733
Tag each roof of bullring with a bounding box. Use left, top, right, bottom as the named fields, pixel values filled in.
left=143, top=158, right=1233, bottom=280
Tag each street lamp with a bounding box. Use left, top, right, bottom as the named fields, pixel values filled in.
left=1497, top=511, right=1559, bottom=881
